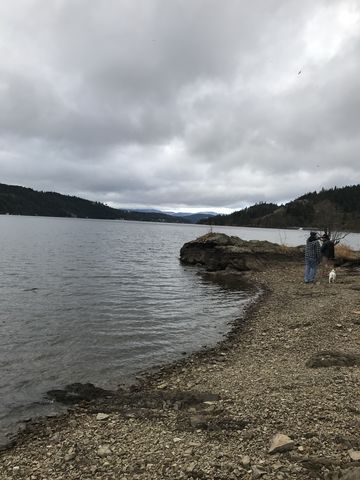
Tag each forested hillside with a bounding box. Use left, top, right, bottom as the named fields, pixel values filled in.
left=3, top=182, right=360, bottom=231
left=0, top=183, right=189, bottom=223
left=200, top=185, right=360, bottom=232
left=200, top=202, right=279, bottom=226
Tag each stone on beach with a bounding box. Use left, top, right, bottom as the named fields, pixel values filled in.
left=268, top=434, right=295, bottom=454
left=95, top=413, right=110, bottom=421
left=348, top=449, right=360, bottom=461
left=97, top=444, right=112, bottom=457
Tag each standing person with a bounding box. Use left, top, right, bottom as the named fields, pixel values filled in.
left=304, top=231, right=321, bottom=284
left=320, top=233, right=335, bottom=276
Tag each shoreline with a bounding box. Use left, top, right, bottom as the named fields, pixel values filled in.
left=0, top=270, right=259, bottom=449
left=134, top=274, right=266, bottom=387
left=1, top=260, right=360, bottom=479
left=0, top=270, right=263, bottom=450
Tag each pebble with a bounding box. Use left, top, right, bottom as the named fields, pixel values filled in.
left=96, top=413, right=110, bottom=421
left=252, top=465, right=267, bottom=478
left=241, top=455, right=251, bottom=467
left=348, top=449, right=360, bottom=461
left=97, top=445, right=112, bottom=457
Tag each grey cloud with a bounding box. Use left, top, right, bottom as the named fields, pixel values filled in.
left=0, top=0, right=359, bottom=211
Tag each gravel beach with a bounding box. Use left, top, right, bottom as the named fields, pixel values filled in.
left=1, top=258, right=360, bottom=480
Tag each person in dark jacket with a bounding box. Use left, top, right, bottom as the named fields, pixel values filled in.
left=304, top=231, right=321, bottom=283
left=320, top=233, right=335, bottom=276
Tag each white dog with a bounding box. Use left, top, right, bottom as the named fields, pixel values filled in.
left=329, top=268, right=336, bottom=283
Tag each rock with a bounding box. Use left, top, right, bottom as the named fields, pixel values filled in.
left=180, top=233, right=302, bottom=272
left=96, top=413, right=110, bottom=421
left=252, top=465, right=267, bottom=478
left=64, top=452, right=76, bottom=462
left=64, top=447, right=77, bottom=462
left=272, top=461, right=283, bottom=470
left=306, top=351, right=360, bottom=368
left=241, top=455, right=251, bottom=467
left=47, top=383, right=113, bottom=404
left=348, top=449, right=360, bottom=461
left=157, top=382, right=168, bottom=389
left=269, top=434, right=295, bottom=454
left=50, top=432, right=61, bottom=442
left=186, top=462, right=196, bottom=473
left=97, top=445, right=112, bottom=457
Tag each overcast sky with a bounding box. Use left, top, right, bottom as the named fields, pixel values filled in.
left=0, top=0, right=359, bottom=213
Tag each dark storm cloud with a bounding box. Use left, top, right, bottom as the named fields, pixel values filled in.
left=0, top=0, right=359, bottom=211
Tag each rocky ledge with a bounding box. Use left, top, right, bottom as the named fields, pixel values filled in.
left=1, top=234, right=360, bottom=480
left=180, top=233, right=303, bottom=271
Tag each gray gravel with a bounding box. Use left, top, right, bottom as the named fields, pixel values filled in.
left=1, top=262, right=360, bottom=480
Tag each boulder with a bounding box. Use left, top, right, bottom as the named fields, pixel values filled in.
left=180, top=233, right=302, bottom=272
left=47, top=383, right=113, bottom=404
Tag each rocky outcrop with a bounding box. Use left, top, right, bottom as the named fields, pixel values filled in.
left=180, top=232, right=303, bottom=271
left=47, top=383, right=113, bottom=404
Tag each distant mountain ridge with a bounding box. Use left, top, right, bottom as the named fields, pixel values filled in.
left=166, top=211, right=218, bottom=223
left=130, top=209, right=217, bottom=223
left=200, top=185, right=360, bottom=232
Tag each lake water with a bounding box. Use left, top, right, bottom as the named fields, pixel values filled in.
left=1, top=216, right=359, bottom=445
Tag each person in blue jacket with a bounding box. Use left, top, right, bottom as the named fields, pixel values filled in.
left=304, top=231, right=321, bottom=283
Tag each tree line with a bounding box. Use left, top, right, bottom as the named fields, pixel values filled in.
left=0, top=183, right=189, bottom=223
left=199, top=184, right=360, bottom=232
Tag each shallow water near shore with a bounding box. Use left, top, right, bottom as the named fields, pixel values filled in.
left=1, top=216, right=360, bottom=446
left=0, top=217, right=251, bottom=445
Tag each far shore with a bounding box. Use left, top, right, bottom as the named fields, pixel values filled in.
left=1, top=249, right=360, bottom=479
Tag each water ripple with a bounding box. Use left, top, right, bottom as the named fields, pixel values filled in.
left=0, top=217, right=262, bottom=443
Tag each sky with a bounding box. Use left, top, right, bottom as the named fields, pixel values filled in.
left=0, top=1, right=360, bottom=214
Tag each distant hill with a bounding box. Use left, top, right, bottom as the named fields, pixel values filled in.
left=165, top=212, right=217, bottom=223
left=4, top=182, right=359, bottom=231
left=132, top=209, right=217, bottom=224
left=200, top=202, right=279, bottom=226
left=0, top=183, right=190, bottom=223
left=199, top=185, right=360, bottom=232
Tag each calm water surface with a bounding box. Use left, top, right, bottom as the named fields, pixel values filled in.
left=1, top=216, right=359, bottom=443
